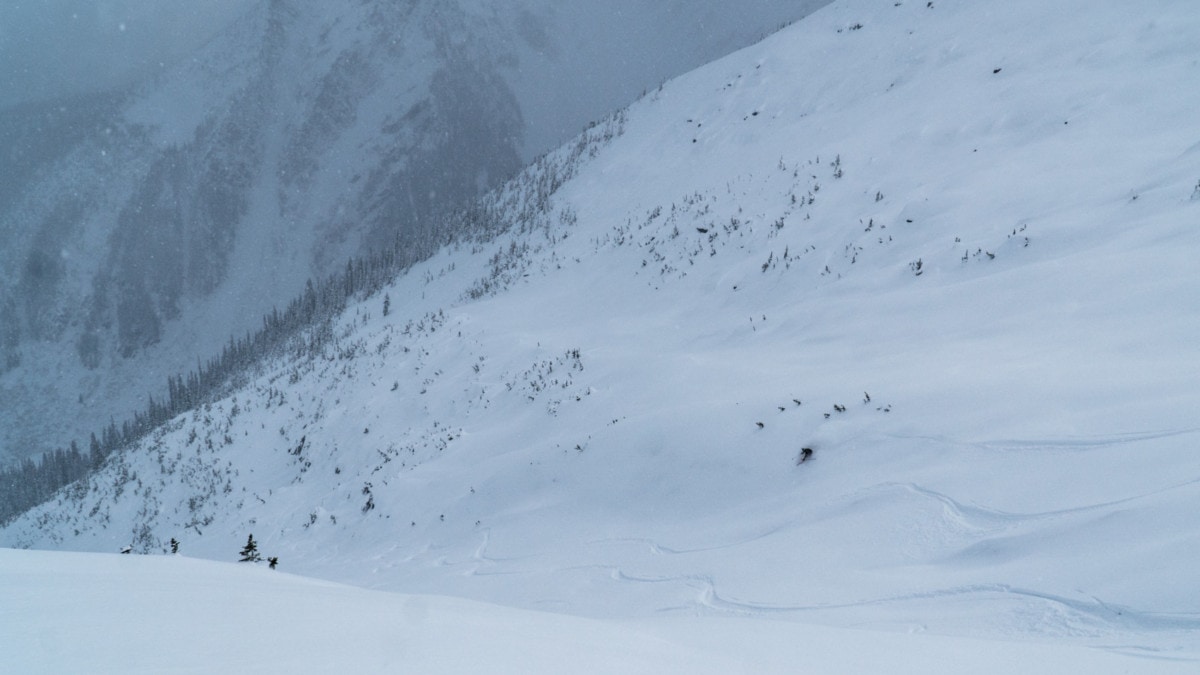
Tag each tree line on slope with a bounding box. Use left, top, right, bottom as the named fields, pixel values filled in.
left=0, top=236, right=429, bottom=525
left=0, top=109, right=628, bottom=527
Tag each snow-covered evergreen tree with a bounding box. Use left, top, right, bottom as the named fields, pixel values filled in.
left=238, top=534, right=260, bottom=563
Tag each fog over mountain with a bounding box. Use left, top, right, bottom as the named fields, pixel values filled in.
left=0, top=0, right=828, bottom=465
left=0, top=0, right=251, bottom=110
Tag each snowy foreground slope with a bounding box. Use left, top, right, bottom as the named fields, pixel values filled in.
left=5, top=0, right=1200, bottom=669
left=3, top=548, right=1183, bottom=675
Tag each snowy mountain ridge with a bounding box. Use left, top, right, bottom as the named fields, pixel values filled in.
left=0, top=0, right=824, bottom=464
left=5, top=0, right=1200, bottom=668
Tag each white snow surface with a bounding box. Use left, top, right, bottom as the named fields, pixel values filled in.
left=5, top=0, right=1200, bottom=670
left=3, top=548, right=1186, bottom=674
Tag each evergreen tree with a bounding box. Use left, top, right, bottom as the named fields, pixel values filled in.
left=170, top=538, right=180, bottom=554
left=238, top=534, right=261, bottom=562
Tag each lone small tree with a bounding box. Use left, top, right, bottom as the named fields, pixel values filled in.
left=169, top=538, right=180, bottom=554
left=239, top=534, right=261, bottom=563
left=268, top=556, right=279, bottom=570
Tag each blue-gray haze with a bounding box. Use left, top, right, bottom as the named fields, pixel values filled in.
left=0, top=0, right=829, bottom=469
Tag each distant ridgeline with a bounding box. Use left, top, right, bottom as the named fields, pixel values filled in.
left=0, top=111, right=624, bottom=525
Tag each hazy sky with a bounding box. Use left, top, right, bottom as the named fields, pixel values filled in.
left=0, top=0, right=253, bottom=109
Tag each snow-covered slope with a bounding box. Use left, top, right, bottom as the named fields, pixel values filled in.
left=3, top=548, right=1182, bottom=674
left=0, top=0, right=826, bottom=463
left=5, top=0, right=1200, bottom=668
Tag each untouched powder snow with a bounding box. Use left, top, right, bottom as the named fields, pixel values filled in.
left=2, top=548, right=1189, bottom=674
left=4, top=0, right=1200, bottom=670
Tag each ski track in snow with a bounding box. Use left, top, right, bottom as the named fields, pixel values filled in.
left=603, top=566, right=1200, bottom=650
left=460, top=468, right=1200, bottom=648
left=951, top=427, right=1200, bottom=454
left=855, top=476, right=1200, bottom=532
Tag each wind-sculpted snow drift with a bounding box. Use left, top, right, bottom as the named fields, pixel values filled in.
left=4, top=0, right=1200, bottom=668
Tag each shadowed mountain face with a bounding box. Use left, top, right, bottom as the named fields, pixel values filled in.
left=0, top=0, right=827, bottom=464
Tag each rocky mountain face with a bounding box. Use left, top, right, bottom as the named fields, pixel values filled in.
left=0, top=0, right=826, bottom=464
